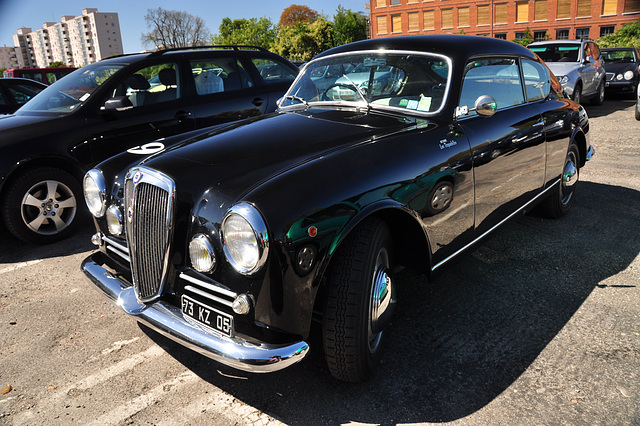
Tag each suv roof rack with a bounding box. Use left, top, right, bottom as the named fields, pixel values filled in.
left=149, top=45, right=269, bottom=57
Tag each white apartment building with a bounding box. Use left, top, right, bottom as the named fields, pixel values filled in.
left=10, top=8, right=124, bottom=69
left=0, top=45, right=19, bottom=69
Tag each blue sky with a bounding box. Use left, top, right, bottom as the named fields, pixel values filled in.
left=0, top=0, right=367, bottom=53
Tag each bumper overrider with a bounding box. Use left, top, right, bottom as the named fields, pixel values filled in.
left=81, top=253, right=309, bottom=373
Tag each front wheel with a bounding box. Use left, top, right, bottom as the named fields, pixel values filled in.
left=322, top=217, right=396, bottom=382
left=591, top=80, right=605, bottom=105
left=2, top=167, right=81, bottom=244
left=572, top=83, right=582, bottom=105
left=539, top=143, right=580, bottom=218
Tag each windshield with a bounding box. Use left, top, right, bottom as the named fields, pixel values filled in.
left=17, top=63, right=123, bottom=114
left=529, top=44, right=581, bottom=63
left=280, top=52, right=450, bottom=116
left=602, top=49, right=637, bottom=63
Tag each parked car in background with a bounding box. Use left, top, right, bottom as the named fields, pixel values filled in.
left=601, top=47, right=640, bottom=97
left=0, top=78, right=47, bottom=114
left=3, top=67, right=76, bottom=85
left=0, top=45, right=298, bottom=244
left=528, top=39, right=605, bottom=105
left=82, top=35, right=593, bottom=383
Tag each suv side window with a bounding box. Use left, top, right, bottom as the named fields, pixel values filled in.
left=589, top=42, right=600, bottom=60
left=459, top=57, right=525, bottom=116
left=522, top=59, right=551, bottom=102
left=189, top=58, right=254, bottom=95
left=113, top=62, right=180, bottom=108
left=250, top=57, right=298, bottom=85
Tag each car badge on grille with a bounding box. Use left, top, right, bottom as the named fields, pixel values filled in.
left=127, top=206, right=133, bottom=223
left=133, top=171, right=143, bottom=184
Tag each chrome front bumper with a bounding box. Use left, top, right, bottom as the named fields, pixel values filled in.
left=81, top=254, right=309, bottom=373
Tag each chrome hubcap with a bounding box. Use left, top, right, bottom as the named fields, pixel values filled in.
left=21, top=180, right=77, bottom=235
left=369, top=247, right=395, bottom=353
left=561, top=151, right=578, bottom=206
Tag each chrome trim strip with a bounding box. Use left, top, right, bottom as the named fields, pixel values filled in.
left=82, top=255, right=309, bottom=373
left=179, top=272, right=237, bottom=299
left=106, top=245, right=130, bottom=263
left=183, top=285, right=234, bottom=308
left=432, top=180, right=560, bottom=271
left=103, top=236, right=129, bottom=254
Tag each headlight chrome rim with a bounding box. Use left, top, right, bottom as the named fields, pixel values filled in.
left=189, top=234, right=217, bottom=273
left=221, top=202, right=269, bottom=275
left=83, top=169, right=107, bottom=217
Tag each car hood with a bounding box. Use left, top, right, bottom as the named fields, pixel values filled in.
left=603, top=62, right=637, bottom=74
left=544, top=62, right=581, bottom=77
left=138, top=110, right=416, bottom=210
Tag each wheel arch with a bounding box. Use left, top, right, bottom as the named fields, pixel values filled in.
left=571, top=128, right=588, bottom=168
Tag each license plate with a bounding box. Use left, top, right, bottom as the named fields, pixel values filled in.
left=181, top=295, right=234, bottom=337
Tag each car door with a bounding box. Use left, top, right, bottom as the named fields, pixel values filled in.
left=187, top=55, right=266, bottom=127
left=456, top=57, right=546, bottom=237
left=580, top=42, right=600, bottom=95
left=85, top=59, right=197, bottom=162
left=246, top=56, right=299, bottom=113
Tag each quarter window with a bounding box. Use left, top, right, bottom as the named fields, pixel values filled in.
left=522, top=59, right=550, bottom=102
left=250, top=58, right=297, bottom=85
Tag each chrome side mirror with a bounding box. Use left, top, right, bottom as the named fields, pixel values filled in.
left=474, top=95, right=497, bottom=117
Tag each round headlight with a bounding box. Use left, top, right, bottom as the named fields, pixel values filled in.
left=616, top=73, right=624, bottom=81
left=624, top=70, right=634, bottom=81
left=83, top=169, right=107, bottom=217
left=558, top=75, right=568, bottom=84
left=221, top=203, right=269, bottom=275
left=189, top=234, right=216, bottom=273
left=106, top=205, right=124, bottom=236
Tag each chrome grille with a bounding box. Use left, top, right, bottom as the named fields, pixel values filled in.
left=125, top=167, right=176, bottom=302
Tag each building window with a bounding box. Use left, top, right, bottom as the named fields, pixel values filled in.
left=390, top=0, right=401, bottom=5
left=458, top=7, right=470, bottom=27
left=577, top=0, right=592, bottom=17
left=516, top=2, right=529, bottom=22
left=494, top=3, right=508, bottom=24
left=515, top=31, right=526, bottom=39
left=408, top=0, right=419, bottom=3
left=534, top=0, right=548, bottom=20
left=624, top=0, right=640, bottom=13
left=423, top=10, right=435, bottom=30
left=576, top=27, right=590, bottom=39
left=442, top=9, right=454, bottom=29
left=377, top=15, right=388, bottom=34
left=556, top=28, right=569, bottom=39
left=534, top=30, right=547, bottom=41
left=557, top=0, right=571, bottom=19
left=477, top=5, right=490, bottom=26
left=391, top=14, right=402, bottom=33
left=408, top=12, right=419, bottom=31
left=376, top=0, right=386, bottom=7
left=602, top=0, right=617, bottom=15
left=600, top=25, right=615, bottom=36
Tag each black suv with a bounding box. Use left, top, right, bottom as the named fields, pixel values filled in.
left=0, top=46, right=298, bottom=244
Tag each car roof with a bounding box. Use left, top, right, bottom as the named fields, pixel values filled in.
left=315, top=35, right=537, bottom=62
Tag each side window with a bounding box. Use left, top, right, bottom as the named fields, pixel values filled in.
left=113, top=62, right=180, bottom=107
left=522, top=59, right=551, bottom=102
left=0, top=90, right=7, bottom=106
left=23, top=71, right=44, bottom=83
left=590, top=43, right=600, bottom=59
left=459, top=58, right=525, bottom=116
left=250, top=57, right=298, bottom=85
left=189, top=58, right=253, bottom=95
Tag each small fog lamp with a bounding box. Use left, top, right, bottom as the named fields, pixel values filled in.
left=106, top=205, right=124, bottom=236
left=232, top=294, right=252, bottom=315
left=189, top=234, right=216, bottom=273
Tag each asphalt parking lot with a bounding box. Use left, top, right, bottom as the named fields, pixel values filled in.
left=0, top=93, right=639, bottom=425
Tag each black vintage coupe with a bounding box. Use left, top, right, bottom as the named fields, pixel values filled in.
left=82, top=35, right=593, bottom=382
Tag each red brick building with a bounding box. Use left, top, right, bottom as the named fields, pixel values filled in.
left=367, top=0, right=640, bottom=41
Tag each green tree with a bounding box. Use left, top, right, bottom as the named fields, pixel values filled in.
left=511, top=27, right=533, bottom=46
left=597, top=20, right=640, bottom=48
left=48, top=61, right=66, bottom=68
left=211, top=17, right=278, bottom=49
left=332, top=6, right=368, bottom=46
left=274, top=18, right=333, bottom=61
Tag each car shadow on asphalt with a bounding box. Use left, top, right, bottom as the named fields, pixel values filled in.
left=583, top=92, right=636, bottom=119
left=142, top=180, right=639, bottom=424
left=0, top=213, right=95, bottom=264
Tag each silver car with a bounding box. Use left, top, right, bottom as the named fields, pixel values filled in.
left=528, top=39, right=605, bottom=105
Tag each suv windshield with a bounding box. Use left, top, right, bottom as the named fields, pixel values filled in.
left=529, top=44, right=581, bottom=63
left=17, top=63, right=123, bottom=114
left=281, top=52, right=450, bottom=115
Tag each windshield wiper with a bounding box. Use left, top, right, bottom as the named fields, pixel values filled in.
left=341, top=73, right=370, bottom=110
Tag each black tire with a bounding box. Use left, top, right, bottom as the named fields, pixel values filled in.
left=636, top=103, right=640, bottom=121
left=2, top=168, right=81, bottom=244
left=539, top=143, right=580, bottom=219
left=572, top=83, right=582, bottom=104
left=590, top=79, right=605, bottom=106
left=322, top=217, right=395, bottom=382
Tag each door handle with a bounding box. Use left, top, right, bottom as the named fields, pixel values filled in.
left=175, top=110, right=192, bottom=120
left=252, top=97, right=264, bottom=107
